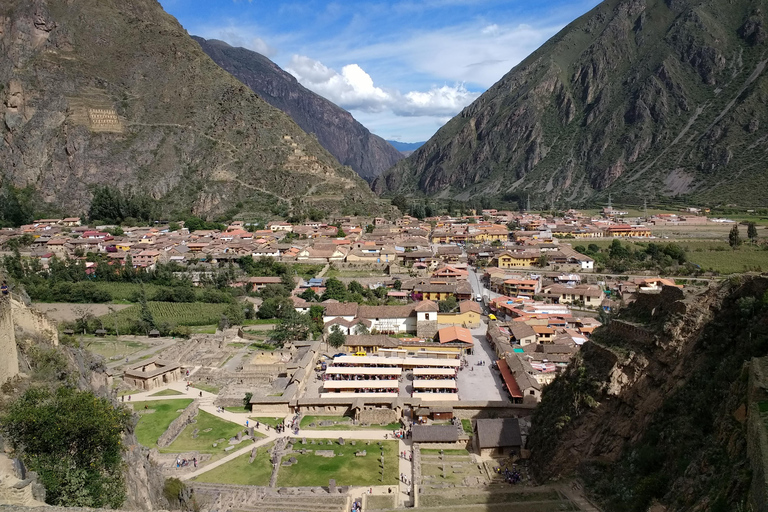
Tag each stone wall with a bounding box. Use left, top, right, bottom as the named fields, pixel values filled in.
left=359, top=407, right=398, bottom=425
left=17, top=301, right=59, bottom=345
left=416, top=319, right=438, bottom=338
left=0, top=296, right=19, bottom=385
left=157, top=400, right=199, bottom=448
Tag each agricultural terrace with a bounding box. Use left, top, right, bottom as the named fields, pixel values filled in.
left=276, top=439, right=399, bottom=487
left=161, top=410, right=260, bottom=461
left=99, top=302, right=231, bottom=332
left=192, top=442, right=274, bottom=486
left=133, top=399, right=193, bottom=447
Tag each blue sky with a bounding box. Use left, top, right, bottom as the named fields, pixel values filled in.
left=160, top=0, right=602, bottom=142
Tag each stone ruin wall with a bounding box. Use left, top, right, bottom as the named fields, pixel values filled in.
left=157, top=400, right=199, bottom=448
left=0, top=297, right=19, bottom=385
left=358, top=407, right=398, bottom=425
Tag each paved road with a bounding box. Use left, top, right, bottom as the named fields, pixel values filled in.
left=457, top=325, right=507, bottom=401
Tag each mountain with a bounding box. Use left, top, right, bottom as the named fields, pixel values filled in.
left=374, top=0, right=768, bottom=207
left=386, top=140, right=426, bottom=157
left=0, top=0, right=390, bottom=220
left=193, top=37, right=404, bottom=183
left=528, top=279, right=768, bottom=510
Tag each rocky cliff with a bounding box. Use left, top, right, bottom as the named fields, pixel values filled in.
left=194, top=37, right=404, bottom=183
left=528, top=279, right=768, bottom=511
left=0, top=0, right=389, bottom=219
left=374, top=0, right=768, bottom=207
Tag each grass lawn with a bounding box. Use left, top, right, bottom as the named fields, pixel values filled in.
left=83, top=339, right=148, bottom=359
left=193, top=442, right=274, bottom=486
left=243, top=319, right=278, bottom=325
left=224, top=406, right=251, bottom=414
left=461, top=419, right=473, bottom=435
left=163, top=410, right=261, bottom=457
left=421, top=448, right=471, bottom=456
left=324, top=269, right=387, bottom=278
left=117, top=389, right=142, bottom=397
left=250, top=417, right=286, bottom=427
left=150, top=389, right=184, bottom=397
left=276, top=439, right=398, bottom=487
left=300, top=415, right=352, bottom=428
left=194, top=383, right=220, bottom=394
left=133, top=399, right=193, bottom=447
left=299, top=415, right=401, bottom=430
left=189, top=325, right=217, bottom=334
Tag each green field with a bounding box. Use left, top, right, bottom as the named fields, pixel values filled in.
left=249, top=416, right=286, bottom=427
left=299, top=415, right=400, bottom=430
left=193, top=442, right=274, bottom=486
left=461, top=419, right=473, bottom=435
left=421, top=448, right=471, bottom=456
left=571, top=239, right=768, bottom=274
left=83, top=339, right=148, bottom=358
left=88, top=282, right=162, bottom=302
left=276, top=439, right=398, bottom=486
left=163, top=410, right=259, bottom=457
left=194, top=383, right=220, bottom=394
left=324, top=269, right=388, bottom=278
left=149, top=389, right=184, bottom=397
left=99, top=302, right=230, bottom=331
left=133, top=399, right=193, bottom=447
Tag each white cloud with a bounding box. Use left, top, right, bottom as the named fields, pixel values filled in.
left=249, top=37, right=277, bottom=57
left=286, top=55, right=479, bottom=117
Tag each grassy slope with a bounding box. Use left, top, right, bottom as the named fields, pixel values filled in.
left=133, top=399, right=193, bottom=447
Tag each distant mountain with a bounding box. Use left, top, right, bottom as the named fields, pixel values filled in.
left=0, top=0, right=389, bottom=219
left=194, top=37, right=404, bottom=183
left=374, top=0, right=768, bottom=207
left=387, top=140, right=426, bottom=156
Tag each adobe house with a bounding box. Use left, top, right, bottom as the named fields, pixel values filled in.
left=123, top=359, right=183, bottom=391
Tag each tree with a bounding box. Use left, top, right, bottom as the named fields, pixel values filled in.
left=223, top=302, right=246, bottom=326
left=270, top=311, right=312, bottom=344
left=328, top=325, right=346, bottom=349
left=321, top=278, right=348, bottom=301
left=365, top=224, right=374, bottom=233
left=748, top=222, right=758, bottom=243
left=438, top=296, right=458, bottom=312
left=336, top=227, right=346, bottom=238
left=393, top=280, right=402, bottom=291
left=243, top=392, right=253, bottom=409
left=0, top=386, right=131, bottom=507
left=347, top=280, right=365, bottom=295
left=537, top=254, right=550, bottom=268
left=729, top=224, right=742, bottom=248
left=298, top=288, right=319, bottom=302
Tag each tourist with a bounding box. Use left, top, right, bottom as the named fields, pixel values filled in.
left=0, top=281, right=8, bottom=296
left=246, top=420, right=249, bottom=428
left=128, top=395, right=131, bottom=401
left=193, top=457, right=197, bottom=468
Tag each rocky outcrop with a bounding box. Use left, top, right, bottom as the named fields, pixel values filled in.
left=0, top=0, right=390, bottom=219
left=528, top=278, right=768, bottom=510
left=194, top=37, right=404, bottom=183
left=374, top=0, right=768, bottom=207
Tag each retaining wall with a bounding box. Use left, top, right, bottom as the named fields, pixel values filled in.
left=0, top=296, right=19, bottom=385
left=157, top=400, right=199, bottom=448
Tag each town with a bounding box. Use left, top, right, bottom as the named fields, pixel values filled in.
left=0, top=205, right=763, bottom=511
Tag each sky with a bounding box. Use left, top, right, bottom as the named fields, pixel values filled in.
left=159, top=0, right=602, bottom=142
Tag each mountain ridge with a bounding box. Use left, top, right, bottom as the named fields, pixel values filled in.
left=0, top=0, right=389, bottom=220
left=193, top=36, right=404, bottom=183
left=373, top=0, right=768, bottom=207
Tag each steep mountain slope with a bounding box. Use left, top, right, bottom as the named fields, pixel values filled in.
left=0, top=0, right=389, bottom=219
left=194, top=37, right=403, bottom=183
left=528, top=280, right=768, bottom=511
left=374, top=0, right=768, bottom=207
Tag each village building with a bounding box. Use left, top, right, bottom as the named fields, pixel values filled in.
left=123, top=359, right=183, bottom=391
left=475, top=418, right=523, bottom=457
